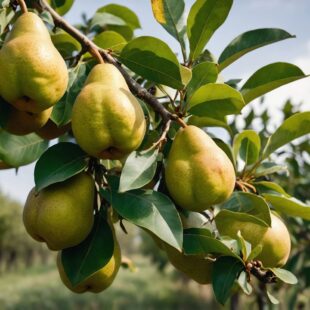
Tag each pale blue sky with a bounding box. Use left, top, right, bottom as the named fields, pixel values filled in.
left=1, top=0, right=310, bottom=203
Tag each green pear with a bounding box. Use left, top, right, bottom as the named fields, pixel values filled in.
left=23, top=172, right=95, bottom=251
left=163, top=243, right=213, bottom=284
left=216, top=213, right=291, bottom=267
left=0, top=12, right=68, bottom=113
left=0, top=99, right=52, bottom=135
left=165, top=125, right=235, bottom=212
left=57, top=230, right=121, bottom=293
left=71, top=63, right=146, bottom=159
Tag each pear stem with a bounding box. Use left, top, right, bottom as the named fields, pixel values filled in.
left=18, top=0, right=28, bottom=13
left=32, top=0, right=180, bottom=127
left=175, top=117, right=188, bottom=128
left=89, top=47, right=104, bottom=64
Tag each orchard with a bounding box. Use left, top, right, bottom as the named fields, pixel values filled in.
left=0, top=0, right=309, bottom=307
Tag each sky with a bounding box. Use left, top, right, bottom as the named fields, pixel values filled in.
left=0, top=0, right=310, bottom=203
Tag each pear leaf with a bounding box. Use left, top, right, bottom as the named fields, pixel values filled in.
left=263, top=194, right=310, bottom=220
left=266, top=290, right=280, bottom=305
left=187, top=0, right=233, bottom=61
left=212, top=256, right=244, bottom=305
left=101, top=177, right=183, bottom=251
left=270, top=268, right=298, bottom=284
left=119, top=149, right=159, bottom=192
left=34, top=142, right=87, bottom=191
left=262, top=112, right=310, bottom=159
left=241, top=63, right=307, bottom=104
left=237, top=271, right=252, bottom=295
left=61, top=210, right=114, bottom=286
left=219, top=28, right=295, bottom=71
left=0, top=132, right=48, bottom=167
left=119, top=36, right=183, bottom=89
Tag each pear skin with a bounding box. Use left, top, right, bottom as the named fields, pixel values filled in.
left=72, top=64, right=146, bottom=159
left=0, top=12, right=68, bottom=113
left=23, top=172, right=95, bottom=251
left=57, top=233, right=121, bottom=293
left=216, top=213, right=291, bottom=267
left=0, top=99, right=52, bottom=135
left=165, top=125, right=235, bottom=212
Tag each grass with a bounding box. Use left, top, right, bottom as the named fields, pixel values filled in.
left=0, top=256, right=219, bottom=310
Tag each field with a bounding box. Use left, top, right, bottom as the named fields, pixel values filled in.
left=0, top=256, right=219, bottom=310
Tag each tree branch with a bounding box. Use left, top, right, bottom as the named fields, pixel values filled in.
left=32, top=0, right=179, bottom=124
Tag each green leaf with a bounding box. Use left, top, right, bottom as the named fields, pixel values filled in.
left=151, top=0, right=186, bottom=51
left=233, top=130, right=261, bottom=165
left=218, top=28, right=295, bottom=71
left=93, top=31, right=126, bottom=52
left=0, top=7, right=14, bottom=35
left=51, top=61, right=95, bottom=126
left=48, top=0, right=74, bottom=15
left=0, top=132, right=48, bottom=167
left=183, top=230, right=242, bottom=260
left=236, top=231, right=251, bottom=261
left=219, top=192, right=271, bottom=226
left=51, top=29, right=81, bottom=58
left=263, top=194, right=310, bottom=220
left=188, top=83, right=245, bottom=118
left=262, top=112, right=310, bottom=159
left=90, top=13, right=126, bottom=30
left=241, top=63, right=307, bottom=104
left=119, top=36, right=183, bottom=89
left=266, top=290, right=279, bottom=305
left=96, top=4, right=141, bottom=30
left=247, top=244, right=263, bottom=261
left=119, top=149, right=159, bottom=192
left=254, top=162, right=288, bottom=177
left=270, top=268, right=298, bottom=284
left=186, top=62, right=218, bottom=100
left=101, top=177, right=183, bottom=251
left=212, top=256, right=244, bottom=305
left=213, top=138, right=235, bottom=168
left=237, top=271, right=252, bottom=295
left=254, top=181, right=290, bottom=197
left=61, top=211, right=114, bottom=286
left=34, top=142, right=87, bottom=191
left=188, top=116, right=232, bottom=136
left=180, top=65, right=192, bottom=86
left=187, top=0, right=233, bottom=61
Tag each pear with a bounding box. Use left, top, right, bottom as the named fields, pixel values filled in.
left=0, top=12, right=68, bottom=113
left=57, top=232, right=121, bottom=293
left=165, top=125, right=235, bottom=212
left=35, top=120, right=71, bottom=140
left=0, top=99, right=52, bottom=135
left=163, top=243, right=213, bottom=284
left=216, top=213, right=291, bottom=267
left=23, top=172, right=95, bottom=251
left=71, top=63, right=146, bottom=159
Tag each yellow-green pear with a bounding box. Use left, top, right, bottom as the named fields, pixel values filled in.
left=216, top=213, right=291, bottom=267
left=23, top=172, right=95, bottom=251
left=71, top=63, right=146, bottom=159
left=57, top=234, right=121, bottom=293
left=0, top=12, right=68, bottom=113
left=0, top=99, right=52, bottom=135
left=163, top=243, right=213, bottom=284
left=165, top=125, right=235, bottom=212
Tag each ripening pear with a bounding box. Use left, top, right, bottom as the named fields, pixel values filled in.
left=57, top=231, right=121, bottom=293
left=23, top=172, right=95, bottom=251
left=0, top=12, right=68, bottom=113
left=71, top=63, right=146, bottom=159
left=165, top=125, right=235, bottom=212
left=163, top=243, right=213, bottom=284
left=216, top=213, right=291, bottom=267
left=0, top=99, right=52, bottom=135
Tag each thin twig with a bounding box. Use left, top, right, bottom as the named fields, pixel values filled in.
left=148, top=119, right=172, bottom=151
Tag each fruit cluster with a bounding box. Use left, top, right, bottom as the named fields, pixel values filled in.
left=0, top=8, right=292, bottom=293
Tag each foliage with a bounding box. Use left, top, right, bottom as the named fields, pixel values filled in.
left=0, top=0, right=309, bottom=307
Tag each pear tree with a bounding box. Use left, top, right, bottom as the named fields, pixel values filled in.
left=0, top=0, right=309, bottom=307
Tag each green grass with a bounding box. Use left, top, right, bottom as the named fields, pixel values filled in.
left=0, top=256, right=219, bottom=310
